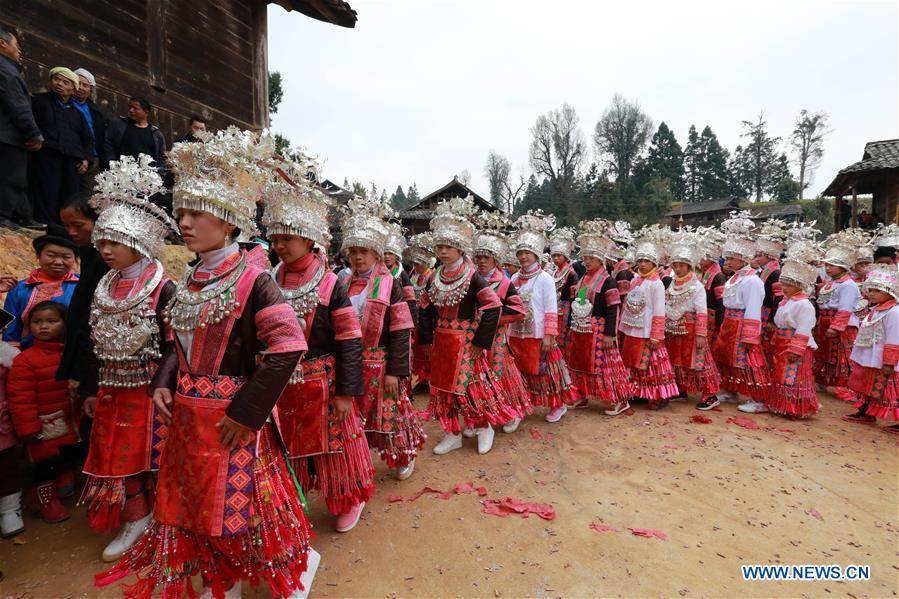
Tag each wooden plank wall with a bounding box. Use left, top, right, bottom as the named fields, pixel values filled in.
left=0, top=0, right=269, bottom=147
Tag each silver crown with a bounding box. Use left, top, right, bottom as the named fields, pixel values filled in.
left=430, top=196, right=478, bottom=255
left=549, top=226, right=576, bottom=258
left=340, top=195, right=393, bottom=256
left=512, top=210, right=555, bottom=257
left=261, top=153, right=332, bottom=249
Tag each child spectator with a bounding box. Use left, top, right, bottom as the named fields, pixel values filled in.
left=6, top=301, right=78, bottom=522
left=0, top=332, right=23, bottom=537
left=1, top=225, right=79, bottom=348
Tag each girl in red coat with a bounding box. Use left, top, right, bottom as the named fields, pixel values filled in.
left=7, top=301, right=76, bottom=524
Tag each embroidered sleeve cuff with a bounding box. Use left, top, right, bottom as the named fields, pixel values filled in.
left=694, top=315, right=708, bottom=338
left=741, top=318, right=761, bottom=345
left=389, top=302, right=414, bottom=332
left=544, top=312, right=559, bottom=336
left=402, top=285, right=416, bottom=303
left=616, top=280, right=631, bottom=294
left=713, top=285, right=724, bottom=300
left=830, top=310, right=851, bottom=332
left=788, top=333, right=809, bottom=355
left=604, top=288, right=621, bottom=307
left=256, top=303, right=307, bottom=354
left=650, top=316, right=665, bottom=340
left=884, top=344, right=899, bottom=366
left=332, top=306, right=362, bottom=341
left=476, top=286, right=502, bottom=310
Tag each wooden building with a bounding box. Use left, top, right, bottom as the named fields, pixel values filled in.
left=665, top=198, right=741, bottom=229
left=823, top=139, right=899, bottom=231
left=0, top=0, right=356, bottom=144
left=400, top=176, right=498, bottom=235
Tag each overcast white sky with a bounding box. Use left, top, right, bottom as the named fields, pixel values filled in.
left=268, top=0, right=898, bottom=202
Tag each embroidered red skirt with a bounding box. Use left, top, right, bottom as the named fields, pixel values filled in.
left=412, top=341, right=431, bottom=383
left=620, top=334, right=679, bottom=400
left=566, top=316, right=633, bottom=404
left=81, top=385, right=166, bottom=532
left=428, top=318, right=517, bottom=432
left=361, top=348, right=425, bottom=468
left=508, top=336, right=575, bottom=409
left=665, top=318, right=720, bottom=396
left=557, top=300, right=572, bottom=352
left=813, top=310, right=857, bottom=387
left=767, top=330, right=818, bottom=418
left=713, top=309, right=770, bottom=401
left=487, top=329, right=532, bottom=418
left=282, top=356, right=375, bottom=516
left=96, top=373, right=314, bottom=599
left=848, top=361, right=899, bottom=421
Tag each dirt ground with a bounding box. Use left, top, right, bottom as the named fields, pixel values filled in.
left=0, top=389, right=896, bottom=598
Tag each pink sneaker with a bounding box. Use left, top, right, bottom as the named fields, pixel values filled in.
left=545, top=406, right=568, bottom=423
left=335, top=502, right=365, bottom=533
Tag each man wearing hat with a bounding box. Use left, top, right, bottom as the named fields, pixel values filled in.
left=71, top=68, right=107, bottom=190
left=30, top=67, right=93, bottom=225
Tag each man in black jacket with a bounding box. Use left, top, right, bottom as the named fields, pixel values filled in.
left=103, top=96, right=166, bottom=170
left=0, top=27, right=44, bottom=230
left=72, top=67, right=107, bottom=190
left=31, top=66, right=93, bottom=225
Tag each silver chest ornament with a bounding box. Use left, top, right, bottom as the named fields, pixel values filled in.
left=89, top=262, right=165, bottom=388
left=621, top=284, right=647, bottom=328
left=665, top=279, right=697, bottom=335
left=165, top=255, right=247, bottom=333
left=570, top=297, right=594, bottom=334
left=854, top=309, right=886, bottom=349
left=510, top=288, right=536, bottom=337
left=271, top=258, right=325, bottom=385
left=816, top=282, right=836, bottom=306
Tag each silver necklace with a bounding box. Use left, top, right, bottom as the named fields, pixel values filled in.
left=272, top=253, right=326, bottom=324
left=432, top=263, right=473, bottom=307
left=165, top=254, right=248, bottom=332
left=90, top=260, right=165, bottom=388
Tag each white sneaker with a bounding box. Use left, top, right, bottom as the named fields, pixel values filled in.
left=433, top=433, right=463, bottom=455
left=0, top=491, right=25, bottom=538
left=200, top=582, right=242, bottom=599
left=102, top=513, right=152, bottom=562
left=604, top=401, right=631, bottom=416
left=737, top=400, right=769, bottom=414
left=287, top=548, right=321, bottom=599
left=545, top=406, right=568, bottom=423
left=461, top=428, right=477, bottom=438
left=716, top=390, right=738, bottom=403
left=475, top=427, right=495, bottom=455
left=395, top=458, right=415, bottom=481
left=502, top=416, right=522, bottom=434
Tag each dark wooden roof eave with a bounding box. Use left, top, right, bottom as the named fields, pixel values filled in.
left=271, top=0, right=357, bottom=28
left=822, top=166, right=899, bottom=197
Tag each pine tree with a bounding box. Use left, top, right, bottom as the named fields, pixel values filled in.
left=727, top=146, right=751, bottom=198
left=633, top=122, right=685, bottom=200
left=390, top=185, right=408, bottom=210
left=406, top=183, right=421, bottom=207
left=698, top=126, right=730, bottom=200
left=682, top=125, right=701, bottom=202
left=740, top=113, right=781, bottom=202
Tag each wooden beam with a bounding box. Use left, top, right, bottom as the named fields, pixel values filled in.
left=251, top=1, right=268, bottom=129
left=834, top=194, right=842, bottom=232
left=147, top=0, right=169, bottom=91
left=851, top=186, right=858, bottom=230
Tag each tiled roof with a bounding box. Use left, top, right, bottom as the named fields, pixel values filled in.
left=275, top=0, right=357, bottom=28
left=665, top=198, right=740, bottom=217
left=838, top=139, right=899, bottom=174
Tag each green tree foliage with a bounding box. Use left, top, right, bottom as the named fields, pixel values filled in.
left=406, top=183, right=421, bottom=207
left=698, top=126, right=730, bottom=200
left=774, top=177, right=802, bottom=203
left=633, top=122, right=684, bottom=199
left=269, top=71, right=284, bottom=116
left=682, top=125, right=701, bottom=202
left=593, top=94, right=653, bottom=187
left=791, top=109, right=831, bottom=198
left=740, top=113, right=782, bottom=202
left=390, top=185, right=408, bottom=210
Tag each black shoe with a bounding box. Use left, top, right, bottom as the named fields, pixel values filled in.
left=0, top=218, right=21, bottom=230
left=696, top=396, right=720, bottom=411
left=648, top=398, right=669, bottom=410
left=16, top=219, right=46, bottom=230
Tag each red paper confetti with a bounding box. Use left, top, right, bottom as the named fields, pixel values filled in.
left=690, top=415, right=713, bottom=424
left=389, top=483, right=487, bottom=503
left=806, top=508, right=823, bottom=521
left=480, top=497, right=556, bottom=520
left=529, top=428, right=543, bottom=440
left=589, top=523, right=623, bottom=533
left=727, top=415, right=760, bottom=430
left=766, top=426, right=796, bottom=434
left=628, top=527, right=669, bottom=541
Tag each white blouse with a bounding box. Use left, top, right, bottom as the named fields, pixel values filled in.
left=851, top=304, right=899, bottom=369
left=510, top=268, right=557, bottom=339
left=722, top=267, right=765, bottom=322
left=773, top=297, right=818, bottom=350
left=818, top=276, right=861, bottom=328
left=619, top=276, right=665, bottom=339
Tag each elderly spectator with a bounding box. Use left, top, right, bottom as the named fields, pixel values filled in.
left=103, top=96, right=165, bottom=169
left=173, top=114, right=207, bottom=144
left=71, top=68, right=107, bottom=190
left=31, top=67, right=93, bottom=225
left=0, top=225, right=79, bottom=349
left=0, top=27, right=44, bottom=230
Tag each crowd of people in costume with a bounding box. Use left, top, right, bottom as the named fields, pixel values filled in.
left=0, top=126, right=896, bottom=599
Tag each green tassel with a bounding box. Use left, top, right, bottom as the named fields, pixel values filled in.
left=284, top=455, right=309, bottom=515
